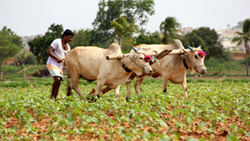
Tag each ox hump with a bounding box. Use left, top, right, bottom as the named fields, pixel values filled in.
left=172, top=39, right=185, bottom=50
left=107, top=43, right=122, bottom=54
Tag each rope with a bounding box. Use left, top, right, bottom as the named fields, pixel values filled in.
left=126, top=55, right=179, bottom=83
left=151, top=55, right=178, bottom=74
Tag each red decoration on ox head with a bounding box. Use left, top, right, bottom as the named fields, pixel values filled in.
left=198, top=51, right=206, bottom=58
left=144, top=55, right=152, bottom=63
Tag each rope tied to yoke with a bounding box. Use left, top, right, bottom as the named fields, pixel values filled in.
left=126, top=53, right=179, bottom=83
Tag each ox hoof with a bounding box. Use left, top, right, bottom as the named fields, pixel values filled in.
left=86, top=95, right=99, bottom=103
left=126, top=97, right=131, bottom=102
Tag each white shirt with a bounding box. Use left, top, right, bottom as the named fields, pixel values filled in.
left=46, top=39, right=71, bottom=68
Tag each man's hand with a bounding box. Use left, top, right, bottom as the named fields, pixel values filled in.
left=56, top=59, right=64, bottom=63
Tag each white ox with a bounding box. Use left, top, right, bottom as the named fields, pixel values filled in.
left=65, top=43, right=153, bottom=99
left=126, top=39, right=207, bottom=99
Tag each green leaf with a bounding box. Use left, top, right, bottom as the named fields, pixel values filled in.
left=187, top=136, right=199, bottom=141
left=159, top=135, right=172, bottom=141
left=156, top=119, right=167, bottom=127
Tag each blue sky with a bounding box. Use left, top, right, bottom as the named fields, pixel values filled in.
left=0, top=0, right=249, bottom=36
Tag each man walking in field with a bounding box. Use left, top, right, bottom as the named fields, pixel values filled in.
left=46, top=29, right=74, bottom=99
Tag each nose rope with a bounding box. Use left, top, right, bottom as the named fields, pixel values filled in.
left=184, top=54, right=205, bottom=72
left=129, top=54, right=150, bottom=72
left=120, top=53, right=150, bottom=73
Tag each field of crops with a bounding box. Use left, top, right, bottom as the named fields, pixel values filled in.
left=0, top=79, right=250, bottom=141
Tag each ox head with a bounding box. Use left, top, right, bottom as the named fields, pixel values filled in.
left=106, top=47, right=153, bottom=75
left=183, top=46, right=207, bottom=74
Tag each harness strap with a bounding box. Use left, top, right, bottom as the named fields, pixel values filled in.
left=182, top=58, right=189, bottom=70
left=122, top=63, right=132, bottom=72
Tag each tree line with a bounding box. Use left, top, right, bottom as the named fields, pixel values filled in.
left=0, top=0, right=250, bottom=77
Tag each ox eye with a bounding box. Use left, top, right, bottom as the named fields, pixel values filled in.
left=139, top=57, right=144, bottom=60
left=195, top=55, right=198, bottom=59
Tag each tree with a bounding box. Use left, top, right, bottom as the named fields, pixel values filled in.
left=69, top=29, right=93, bottom=48
left=159, top=16, right=181, bottom=44
left=16, top=49, right=37, bottom=65
left=232, top=19, right=250, bottom=76
left=111, top=16, right=138, bottom=46
left=28, top=24, right=64, bottom=64
left=136, top=31, right=162, bottom=45
left=0, top=26, right=23, bottom=79
left=181, top=32, right=206, bottom=51
left=91, top=0, right=154, bottom=46
left=181, top=27, right=223, bottom=59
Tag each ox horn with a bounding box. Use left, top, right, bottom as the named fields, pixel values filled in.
left=198, top=45, right=201, bottom=49
left=188, top=46, right=193, bottom=51
left=132, top=47, right=138, bottom=52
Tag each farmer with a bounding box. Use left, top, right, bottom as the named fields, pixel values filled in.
left=46, top=29, right=74, bottom=99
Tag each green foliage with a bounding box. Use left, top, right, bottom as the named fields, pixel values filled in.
left=180, top=32, right=206, bottom=49
left=28, top=24, right=64, bottom=64
left=204, top=56, right=246, bottom=76
left=120, top=37, right=137, bottom=53
left=181, top=27, right=223, bottom=58
left=135, top=31, right=163, bottom=45
left=231, top=19, right=250, bottom=76
left=111, top=16, right=139, bottom=47
left=0, top=27, right=23, bottom=60
left=15, top=49, right=37, bottom=65
left=91, top=0, right=155, bottom=45
left=69, top=29, right=93, bottom=48
left=159, top=16, right=181, bottom=44
left=2, top=65, right=47, bottom=79
left=0, top=80, right=249, bottom=140
left=239, top=56, right=250, bottom=65
left=0, top=26, right=23, bottom=79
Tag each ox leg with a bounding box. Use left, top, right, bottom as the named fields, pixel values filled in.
left=125, top=82, right=131, bottom=100
left=101, top=87, right=112, bottom=95
left=88, top=87, right=112, bottom=95
left=73, top=84, right=83, bottom=97
left=125, top=73, right=137, bottom=100
left=134, top=74, right=145, bottom=95
left=87, top=88, right=96, bottom=95
left=182, top=81, right=188, bottom=99
left=67, top=84, right=72, bottom=96
left=162, top=77, right=168, bottom=93
left=114, top=85, right=120, bottom=98
left=70, top=75, right=83, bottom=97
left=95, top=81, right=105, bottom=98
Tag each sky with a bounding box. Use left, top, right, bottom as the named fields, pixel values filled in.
left=0, top=0, right=249, bottom=37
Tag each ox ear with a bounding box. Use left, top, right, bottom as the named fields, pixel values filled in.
left=188, top=46, right=193, bottom=51
left=132, top=47, right=138, bottom=52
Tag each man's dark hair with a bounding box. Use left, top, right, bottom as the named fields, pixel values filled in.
left=62, top=29, right=74, bottom=38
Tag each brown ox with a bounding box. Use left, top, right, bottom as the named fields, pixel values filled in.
left=126, top=39, right=207, bottom=99
left=65, top=43, right=153, bottom=99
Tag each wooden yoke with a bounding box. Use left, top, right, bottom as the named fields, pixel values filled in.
left=106, top=54, right=126, bottom=60
left=156, top=50, right=172, bottom=59
left=167, top=49, right=191, bottom=55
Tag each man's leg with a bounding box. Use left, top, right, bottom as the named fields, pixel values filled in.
left=50, top=76, right=61, bottom=99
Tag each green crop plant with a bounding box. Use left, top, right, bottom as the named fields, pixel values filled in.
left=0, top=80, right=249, bottom=140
